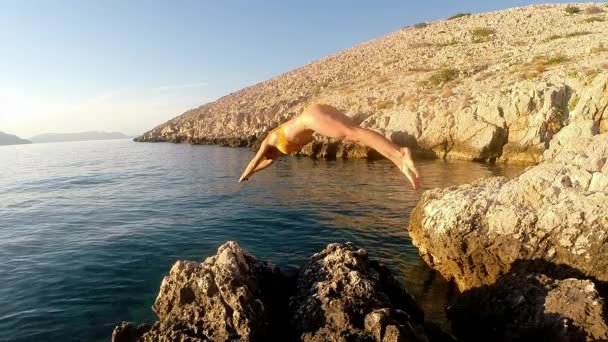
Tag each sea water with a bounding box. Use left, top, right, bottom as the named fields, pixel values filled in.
left=0, top=139, right=525, bottom=341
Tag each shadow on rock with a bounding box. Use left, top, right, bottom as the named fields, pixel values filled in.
left=448, top=259, right=608, bottom=342
left=113, top=241, right=453, bottom=342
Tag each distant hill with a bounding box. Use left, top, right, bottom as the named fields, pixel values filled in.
left=0, top=131, right=31, bottom=146
left=29, top=131, right=131, bottom=144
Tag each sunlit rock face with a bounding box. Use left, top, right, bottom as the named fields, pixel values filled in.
left=409, top=125, right=608, bottom=290
left=112, top=242, right=450, bottom=342
left=136, top=4, right=608, bottom=163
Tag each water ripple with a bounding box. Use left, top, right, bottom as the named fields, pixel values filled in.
left=0, top=140, right=525, bottom=341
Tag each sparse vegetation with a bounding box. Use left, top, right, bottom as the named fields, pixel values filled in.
left=382, top=58, right=399, bottom=66
left=470, top=27, right=495, bottom=43
left=441, top=86, right=455, bottom=98
left=448, top=13, right=471, bottom=20
left=513, top=54, right=569, bottom=80
left=584, top=16, right=605, bottom=23
left=377, top=75, right=391, bottom=84
left=546, top=54, right=568, bottom=65
left=428, top=68, right=459, bottom=86
left=592, top=44, right=608, bottom=53
left=397, top=94, right=417, bottom=106
left=475, top=72, right=492, bottom=82
left=569, top=94, right=580, bottom=111
left=375, top=99, right=395, bottom=110
left=414, top=22, right=429, bottom=29
left=545, top=31, right=592, bottom=41
left=435, top=39, right=459, bottom=48
left=565, top=6, right=581, bottom=14
left=585, top=5, right=604, bottom=14
left=409, top=42, right=434, bottom=49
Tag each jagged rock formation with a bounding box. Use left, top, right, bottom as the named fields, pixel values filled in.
left=135, top=3, right=608, bottom=164
left=448, top=271, right=608, bottom=341
left=113, top=241, right=284, bottom=341
left=289, top=242, right=446, bottom=341
left=408, top=122, right=608, bottom=290
left=112, top=242, right=449, bottom=342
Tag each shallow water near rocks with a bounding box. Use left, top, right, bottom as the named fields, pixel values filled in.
left=0, top=139, right=525, bottom=341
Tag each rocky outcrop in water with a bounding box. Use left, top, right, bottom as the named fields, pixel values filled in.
left=407, top=121, right=608, bottom=339
left=408, top=123, right=608, bottom=290
left=112, top=242, right=449, bottom=342
left=113, top=241, right=283, bottom=341
left=135, top=3, right=608, bottom=164
left=290, top=242, right=447, bottom=341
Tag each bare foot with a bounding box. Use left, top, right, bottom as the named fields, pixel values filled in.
left=400, top=147, right=421, bottom=189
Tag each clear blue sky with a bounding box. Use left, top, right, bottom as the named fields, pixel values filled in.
left=0, top=0, right=574, bottom=138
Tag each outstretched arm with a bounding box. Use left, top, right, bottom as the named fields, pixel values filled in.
left=251, top=158, right=275, bottom=174
left=239, top=140, right=274, bottom=182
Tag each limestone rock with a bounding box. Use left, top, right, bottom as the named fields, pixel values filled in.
left=289, top=242, right=447, bottom=341
left=111, top=322, right=150, bottom=342
left=113, top=241, right=283, bottom=341
left=135, top=4, right=608, bottom=164
left=112, top=242, right=451, bottom=341
left=408, top=129, right=608, bottom=290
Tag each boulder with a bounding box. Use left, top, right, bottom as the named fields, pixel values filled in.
left=112, top=241, right=284, bottom=341
left=409, top=126, right=608, bottom=290
left=289, top=242, right=446, bottom=341
left=112, top=242, right=451, bottom=341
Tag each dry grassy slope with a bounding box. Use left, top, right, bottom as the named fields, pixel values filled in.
left=136, top=3, right=608, bottom=164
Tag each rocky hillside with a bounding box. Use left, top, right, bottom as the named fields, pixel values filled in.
left=136, top=3, right=608, bottom=164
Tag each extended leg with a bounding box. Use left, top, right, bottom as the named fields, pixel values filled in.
left=300, top=104, right=421, bottom=189
left=349, top=127, right=421, bottom=189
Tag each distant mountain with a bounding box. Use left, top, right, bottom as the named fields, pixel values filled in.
left=29, top=131, right=131, bottom=144
left=0, top=131, right=31, bottom=146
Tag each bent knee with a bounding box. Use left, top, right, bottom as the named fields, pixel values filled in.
left=344, top=127, right=365, bottom=143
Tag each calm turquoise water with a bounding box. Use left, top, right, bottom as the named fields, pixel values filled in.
left=0, top=139, right=525, bottom=341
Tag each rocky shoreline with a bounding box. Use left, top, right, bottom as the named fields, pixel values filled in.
left=117, top=128, right=607, bottom=341
left=113, top=238, right=608, bottom=341
left=123, top=4, right=608, bottom=339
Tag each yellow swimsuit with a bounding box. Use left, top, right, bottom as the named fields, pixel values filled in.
left=271, top=125, right=303, bottom=154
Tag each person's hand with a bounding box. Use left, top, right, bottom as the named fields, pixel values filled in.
left=238, top=175, right=248, bottom=183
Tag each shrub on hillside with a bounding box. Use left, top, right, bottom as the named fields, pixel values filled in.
left=448, top=13, right=471, bottom=20
left=429, top=68, right=459, bottom=86
left=470, top=27, right=495, bottom=43
left=584, top=16, right=605, bottom=23
left=565, top=6, right=581, bottom=14
left=585, top=5, right=604, bottom=14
